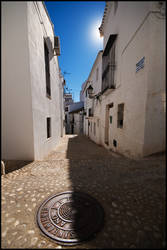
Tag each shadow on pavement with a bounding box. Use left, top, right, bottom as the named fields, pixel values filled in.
left=64, top=134, right=166, bottom=248
left=2, top=160, right=33, bottom=174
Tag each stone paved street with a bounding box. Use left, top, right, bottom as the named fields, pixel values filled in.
left=1, top=135, right=166, bottom=249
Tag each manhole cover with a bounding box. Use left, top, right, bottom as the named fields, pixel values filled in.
left=37, top=191, right=104, bottom=245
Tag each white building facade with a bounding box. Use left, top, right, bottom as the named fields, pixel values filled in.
left=64, top=93, right=74, bottom=134
left=83, top=1, right=166, bottom=158
left=83, top=51, right=103, bottom=145
left=2, top=1, right=65, bottom=160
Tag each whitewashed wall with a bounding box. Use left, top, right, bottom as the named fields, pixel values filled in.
left=27, top=2, right=63, bottom=160
left=83, top=51, right=103, bottom=144
left=85, top=1, right=165, bottom=158
left=100, top=1, right=166, bottom=158
left=2, top=2, right=34, bottom=160
left=2, top=2, right=64, bottom=160
left=143, top=11, right=166, bottom=155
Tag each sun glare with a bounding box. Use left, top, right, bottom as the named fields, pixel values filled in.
left=90, top=19, right=103, bottom=46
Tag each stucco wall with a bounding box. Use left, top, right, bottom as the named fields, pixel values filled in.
left=143, top=12, right=166, bottom=155
left=2, top=2, right=34, bottom=160
left=83, top=52, right=102, bottom=140
left=85, top=1, right=165, bottom=158
left=27, top=2, right=62, bottom=160
left=2, top=2, right=64, bottom=161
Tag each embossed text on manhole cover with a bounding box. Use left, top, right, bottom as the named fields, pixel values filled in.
left=37, top=191, right=104, bottom=245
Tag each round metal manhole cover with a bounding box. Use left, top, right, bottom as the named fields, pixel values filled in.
left=37, top=191, right=104, bottom=245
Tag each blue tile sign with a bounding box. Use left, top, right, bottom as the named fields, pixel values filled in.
left=136, top=57, right=145, bottom=72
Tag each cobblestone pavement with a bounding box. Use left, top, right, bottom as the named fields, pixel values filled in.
left=1, top=135, right=166, bottom=249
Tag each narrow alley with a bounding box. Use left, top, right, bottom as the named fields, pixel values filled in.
left=1, top=135, right=166, bottom=249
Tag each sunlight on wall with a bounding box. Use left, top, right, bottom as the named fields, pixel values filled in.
left=89, top=19, right=103, bottom=48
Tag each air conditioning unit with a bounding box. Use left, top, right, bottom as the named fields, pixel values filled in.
left=54, top=36, right=60, bottom=56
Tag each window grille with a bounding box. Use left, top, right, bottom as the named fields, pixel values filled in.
left=136, top=57, right=145, bottom=72
left=102, top=34, right=117, bottom=93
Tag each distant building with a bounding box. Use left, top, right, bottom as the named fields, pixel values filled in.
left=69, top=102, right=84, bottom=134
left=83, top=1, right=166, bottom=158
left=64, top=93, right=74, bottom=107
left=64, top=93, right=74, bottom=134
left=2, top=2, right=65, bottom=160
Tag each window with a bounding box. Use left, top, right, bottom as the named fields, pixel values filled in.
left=88, top=108, right=93, bottom=117
left=108, top=102, right=114, bottom=108
left=110, top=116, right=112, bottom=124
left=117, top=103, right=124, bottom=128
left=65, top=107, right=68, bottom=112
left=44, top=40, right=51, bottom=98
left=47, top=117, right=51, bottom=138
left=102, top=34, right=117, bottom=93
left=136, top=57, right=145, bottom=72
left=90, top=122, right=92, bottom=132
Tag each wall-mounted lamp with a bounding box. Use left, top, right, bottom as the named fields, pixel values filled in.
left=87, top=85, right=95, bottom=98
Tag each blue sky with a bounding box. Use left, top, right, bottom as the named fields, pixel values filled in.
left=44, top=1, right=105, bottom=102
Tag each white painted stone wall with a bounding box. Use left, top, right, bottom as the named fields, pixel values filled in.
left=143, top=11, right=166, bottom=155
left=60, top=76, right=66, bottom=137
left=2, top=2, right=34, bottom=160
left=100, top=1, right=166, bottom=158
left=2, top=2, right=64, bottom=160
left=84, top=1, right=166, bottom=158
left=27, top=2, right=63, bottom=160
left=83, top=51, right=103, bottom=144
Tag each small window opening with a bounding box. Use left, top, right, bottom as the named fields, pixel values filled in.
left=108, top=102, right=114, bottom=108
left=44, top=40, right=51, bottom=98
left=88, top=108, right=93, bottom=117
left=47, top=117, right=51, bottom=138
left=117, top=103, right=124, bottom=128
